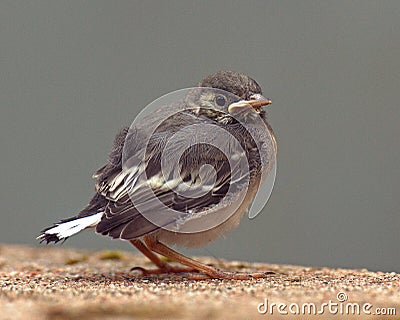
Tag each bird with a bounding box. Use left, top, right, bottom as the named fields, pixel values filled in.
left=38, top=70, right=277, bottom=280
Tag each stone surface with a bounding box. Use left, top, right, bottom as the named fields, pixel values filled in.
left=0, top=244, right=398, bottom=319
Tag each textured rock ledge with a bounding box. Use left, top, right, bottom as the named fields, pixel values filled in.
left=0, top=244, right=398, bottom=319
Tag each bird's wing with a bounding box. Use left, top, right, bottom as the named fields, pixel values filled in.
left=95, top=149, right=246, bottom=239
left=94, top=115, right=253, bottom=240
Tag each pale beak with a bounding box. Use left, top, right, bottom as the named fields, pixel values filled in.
left=228, top=94, right=272, bottom=114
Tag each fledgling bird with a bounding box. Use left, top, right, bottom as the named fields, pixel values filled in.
left=38, top=70, right=277, bottom=279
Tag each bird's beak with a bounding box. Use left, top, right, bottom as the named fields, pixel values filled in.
left=228, top=94, right=272, bottom=114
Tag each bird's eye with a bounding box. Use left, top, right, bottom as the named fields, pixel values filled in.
left=215, top=95, right=226, bottom=106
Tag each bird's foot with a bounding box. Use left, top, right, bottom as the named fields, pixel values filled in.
left=130, top=265, right=275, bottom=280
left=129, top=265, right=199, bottom=276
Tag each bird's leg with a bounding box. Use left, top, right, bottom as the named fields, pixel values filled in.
left=144, top=237, right=273, bottom=280
left=129, top=239, right=197, bottom=275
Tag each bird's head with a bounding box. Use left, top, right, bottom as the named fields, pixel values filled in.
left=185, top=70, right=271, bottom=120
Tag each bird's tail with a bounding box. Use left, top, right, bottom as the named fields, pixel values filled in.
left=37, top=212, right=103, bottom=244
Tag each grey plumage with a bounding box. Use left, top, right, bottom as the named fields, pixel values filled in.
left=38, top=70, right=276, bottom=248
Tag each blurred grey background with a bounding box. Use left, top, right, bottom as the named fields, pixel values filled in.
left=1, top=1, right=399, bottom=272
